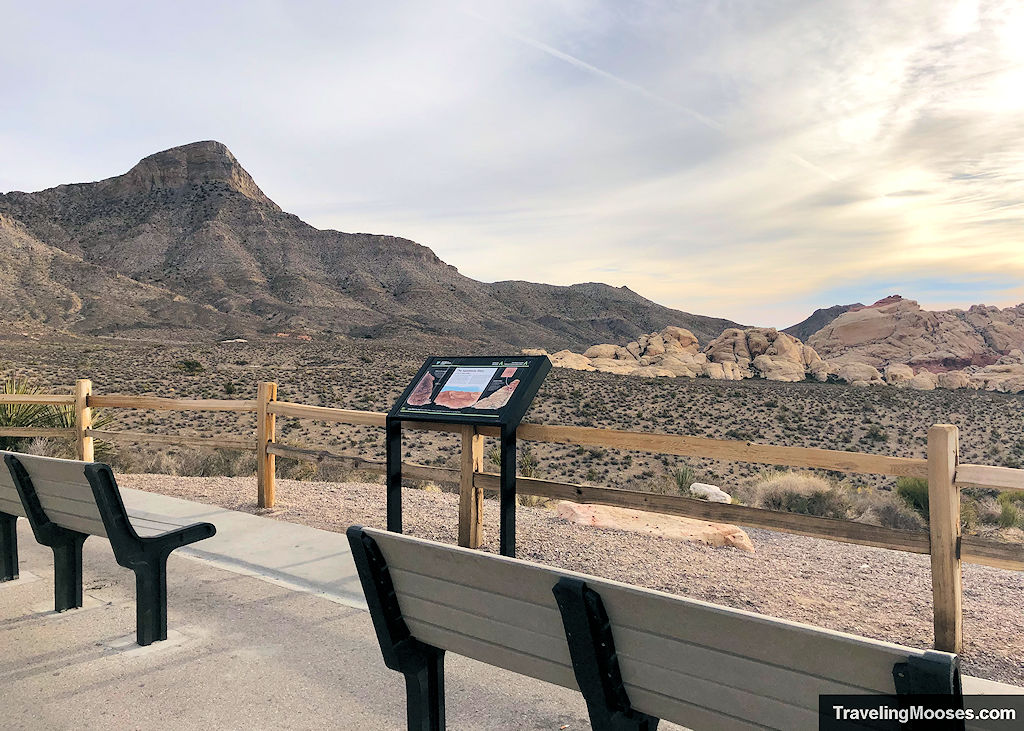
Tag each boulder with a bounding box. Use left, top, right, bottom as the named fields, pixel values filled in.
left=703, top=362, right=726, bottom=380
left=520, top=348, right=548, bottom=356
left=556, top=501, right=754, bottom=552
left=583, top=344, right=619, bottom=359
left=752, top=354, right=806, bottom=382
left=549, top=349, right=595, bottom=371
left=807, top=360, right=830, bottom=382
left=908, top=371, right=938, bottom=390
left=589, top=358, right=639, bottom=375
left=660, top=326, right=700, bottom=354
left=644, top=334, right=666, bottom=357
left=937, top=370, right=971, bottom=390
left=657, top=354, right=701, bottom=378
left=689, top=483, right=732, bottom=503
left=884, top=363, right=914, bottom=386
left=634, top=366, right=676, bottom=378
left=837, top=362, right=883, bottom=386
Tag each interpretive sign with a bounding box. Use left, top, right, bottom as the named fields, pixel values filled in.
left=387, top=355, right=551, bottom=557
left=391, top=355, right=550, bottom=427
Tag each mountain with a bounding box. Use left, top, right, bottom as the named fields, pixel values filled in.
left=783, top=302, right=863, bottom=341
left=807, top=295, right=1024, bottom=369
left=0, top=141, right=741, bottom=347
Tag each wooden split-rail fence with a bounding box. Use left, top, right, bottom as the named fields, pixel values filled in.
left=4, top=378, right=1024, bottom=655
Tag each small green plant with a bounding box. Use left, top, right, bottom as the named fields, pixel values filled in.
left=999, top=502, right=1021, bottom=528
left=861, top=424, right=888, bottom=444
left=176, top=359, right=204, bottom=374
left=671, top=465, right=697, bottom=494
left=223, top=381, right=237, bottom=395
left=518, top=445, right=539, bottom=478
left=896, top=477, right=929, bottom=516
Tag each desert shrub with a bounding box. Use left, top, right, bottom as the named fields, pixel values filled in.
left=176, top=359, right=204, bottom=374
left=518, top=445, right=539, bottom=478
left=896, top=477, right=929, bottom=516
left=976, top=496, right=1003, bottom=525
left=999, top=502, right=1021, bottom=528
left=750, top=470, right=851, bottom=519
left=111, top=447, right=255, bottom=477
left=961, top=497, right=980, bottom=532
left=861, top=424, right=888, bottom=443
left=856, top=491, right=925, bottom=531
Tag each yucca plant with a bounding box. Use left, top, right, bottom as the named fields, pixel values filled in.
left=0, top=378, right=114, bottom=457
left=0, top=378, right=56, bottom=451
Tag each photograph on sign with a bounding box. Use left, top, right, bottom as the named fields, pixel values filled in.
left=391, top=356, right=551, bottom=426
left=401, top=363, right=524, bottom=415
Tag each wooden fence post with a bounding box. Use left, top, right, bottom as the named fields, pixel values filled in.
left=257, top=381, right=278, bottom=508
left=75, top=379, right=93, bottom=462
left=928, top=424, right=962, bottom=653
left=458, top=426, right=485, bottom=548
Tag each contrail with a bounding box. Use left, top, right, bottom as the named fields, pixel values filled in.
left=464, top=8, right=838, bottom=182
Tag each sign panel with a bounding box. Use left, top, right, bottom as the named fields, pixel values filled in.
left=391, top=355, right=551, bottom=427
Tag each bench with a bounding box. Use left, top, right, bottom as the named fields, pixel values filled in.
left=1, top=451, right=216, bottom=645
left=347, top=525, right=965, bottom=731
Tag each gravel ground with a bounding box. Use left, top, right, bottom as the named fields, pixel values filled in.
left=121, top=473, right=1024, bottom=686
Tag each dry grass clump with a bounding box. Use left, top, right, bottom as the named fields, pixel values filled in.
left=854, top=490, right=925, bottom=531
left=737, top=470, right=851, bottom=519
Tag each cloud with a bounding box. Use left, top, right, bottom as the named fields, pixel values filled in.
left=2, top=0, right=1023, bottom=327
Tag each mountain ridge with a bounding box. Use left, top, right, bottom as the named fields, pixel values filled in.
left=0, top=141, right=741, bottom=347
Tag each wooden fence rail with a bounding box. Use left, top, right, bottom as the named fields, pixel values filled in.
left=6, top=379, right=1024, bottom=654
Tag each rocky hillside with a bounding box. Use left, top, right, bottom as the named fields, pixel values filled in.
left=0, top=141, right=739, bottom=347
left=807, top=295, right=1024, bottom=370
left=783, top=303, right=862, bottom=341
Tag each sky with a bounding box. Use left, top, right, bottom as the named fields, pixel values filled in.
left=2, top=0, right=1023, bottom=327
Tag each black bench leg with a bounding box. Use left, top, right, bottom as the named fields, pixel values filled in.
left=52, top=533, right=87, bottom=612
left=0, top=513, right=17, bottom=582
left=404, top=647, right=445, bottom=731
left=134, top=555, right=169, bottom=646
left=553, top=577, right=660, bottom=731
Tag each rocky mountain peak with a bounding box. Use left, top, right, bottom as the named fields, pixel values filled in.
left=851, top=294, right=904, bottom=311
left=106, top=140, right=279, bottom=209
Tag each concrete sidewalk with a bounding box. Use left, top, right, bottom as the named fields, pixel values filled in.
left=118, top=487, right=367, bottom=609
left=1, top=511, right=594, bottom=730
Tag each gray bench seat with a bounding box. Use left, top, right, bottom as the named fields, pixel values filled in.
left=348, top=525, right=970, bottom=731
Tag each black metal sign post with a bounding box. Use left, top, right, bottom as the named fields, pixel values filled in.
left=386, top=355, right=551, bottom=557
left=499, top=423, right=517, bottom=555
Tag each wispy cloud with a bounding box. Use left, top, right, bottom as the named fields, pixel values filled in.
left=2, top=0, right=1023, bottom=327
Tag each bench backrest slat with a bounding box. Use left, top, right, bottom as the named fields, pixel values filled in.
left=0, top=454, right=26, bottom=518
left=9, top=454, right=107, bottom=537
left=365, top=527, right=937, bottom=729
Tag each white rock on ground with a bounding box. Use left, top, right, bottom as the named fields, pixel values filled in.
left=688, top=483, right=732, bottom=504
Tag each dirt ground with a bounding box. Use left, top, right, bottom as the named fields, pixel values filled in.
left=121, top=473, right=1024, bottom=686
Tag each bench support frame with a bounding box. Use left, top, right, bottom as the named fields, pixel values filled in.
left=83, top=463, right=214, bottom=646
left=1, top=512, right=18, bottom=581
left=5, top=455, right=88, bottom=610
left=4, top=454, right=215, bottom=645
left=553, top=577, right=660, bottom=731
left=893, top=651, right=964, bottom=730
left=348, top=525, right=445, bottom=731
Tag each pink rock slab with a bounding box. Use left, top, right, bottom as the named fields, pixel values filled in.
left=556, top=501, right=755, bottom=553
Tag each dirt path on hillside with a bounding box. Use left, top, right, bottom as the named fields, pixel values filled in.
left=121, top=474, right=1024, bottom=686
